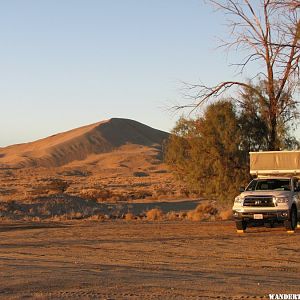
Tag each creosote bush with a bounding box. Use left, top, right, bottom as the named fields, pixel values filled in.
left=124, top=212, right=135, bottom=221
left=187, top=203, right=218, bottom=222
left=146, top=208, right=163, bottom=221
left=219, top=209, right=233, bottom=221
left=79, top=188, right=111, bottom=202
left=165, top=101, right=250, bottom=203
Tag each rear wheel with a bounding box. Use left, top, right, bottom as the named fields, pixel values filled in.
left=284, top=206, right=297, bottom=231
left=235, top=220, right=247, bottom=231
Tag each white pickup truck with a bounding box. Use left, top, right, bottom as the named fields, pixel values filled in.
left=232, top=151, right=300, bottom=231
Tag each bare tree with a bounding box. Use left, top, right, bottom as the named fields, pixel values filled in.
left=274, top=1, right=300, bottom=9
left=182, top=0, right=300, bottom=150
left=272, top=1, right=300, bottom=48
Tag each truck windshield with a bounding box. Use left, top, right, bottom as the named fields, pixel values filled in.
left=246, top=179, right=291, bottom=191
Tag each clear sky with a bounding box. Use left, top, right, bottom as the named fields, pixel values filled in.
left=0, top=0, right=263, bottom=146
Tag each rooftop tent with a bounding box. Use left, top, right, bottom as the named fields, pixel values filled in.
left=250, top=151, right=300, bottom=176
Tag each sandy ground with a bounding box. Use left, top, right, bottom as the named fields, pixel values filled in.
left=0, top=144, right=181, bottom=209
left=0, top=221, right=299, bottom=299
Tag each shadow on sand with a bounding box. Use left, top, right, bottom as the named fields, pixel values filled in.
left=0, top=222, right=70, bottom=232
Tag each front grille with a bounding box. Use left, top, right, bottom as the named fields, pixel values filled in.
left=243, top=196, right=275, bottom=207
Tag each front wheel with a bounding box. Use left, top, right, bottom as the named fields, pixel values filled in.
left=284, top=207, right=297, bottom=231
left=236, top=220, right=247, bottom=231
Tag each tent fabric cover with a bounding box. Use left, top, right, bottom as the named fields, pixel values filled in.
left=250, top=151, right=300, bottom=175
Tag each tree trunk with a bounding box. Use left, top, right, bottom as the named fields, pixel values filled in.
left=269, top=116, right=279, bottom=151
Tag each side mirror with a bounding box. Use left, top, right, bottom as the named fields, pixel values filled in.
left=239, top=187, right=245, bottom=192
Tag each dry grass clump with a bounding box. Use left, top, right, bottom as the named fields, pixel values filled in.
left=124, top=212, right=136, bottom=221
left=49, top=212, right=109, bottom=222
left=218, top=208, right=233, bottom=220
left=187, top=210, right=202, bottom=221
left=51, top=215, right=66, bottom=222
left=178, top=211, right=187, bottom=219
left=198, top=203, right=218, bottom=215
left=146, top=208, right=164, bottom=221
left=23, top=216, right=41, bottom=222
left=166, top=211, right=179, bottom=221
left=166, top=211, right=189, bottom=221
left=87, top=214, right=106, bottom=221
left=68, top=211, right=84, bottom=219
left=187, top=202, right=218, bottom=222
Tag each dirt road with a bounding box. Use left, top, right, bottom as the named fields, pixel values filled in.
left=0, top=221, right=299, bottom=299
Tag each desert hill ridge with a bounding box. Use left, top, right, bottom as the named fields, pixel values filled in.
left=0, top=118, right=169, bottom=168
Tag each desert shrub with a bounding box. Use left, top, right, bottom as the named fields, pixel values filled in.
left=151, top=159, right=162, bottom=165
left=128, top=190, right=152, bottom=200
left=187, top=210, right=203, bottom=221
left=79, top=188, right=111, bottom=201
left=138, top=190, right=153, bottom=199
left=166, top=211, right=179, bottom=221
left=39, top=178, right=69, bottom=193
left=146, top=208, right=163, bottom=221
left=3, top=170, right=13, bottom=177
left=87, top=214, right=106, bottom=221
left=107, top=194, right=128, bottom=202
left=26, top=178, right=69, bottom=198
left=152, top=169, right=168, bottom=174
left=7, top=200, right=18, bottom=211
left=22, top=215, right=41, bottom=222
left=133, top=171, right=149, bottom=177
left=0, top=188, right=17, bottom=196
left=59, top=169, right=91, bottom=177
left=179, top=188, right=190, bottom=198
left=36, top=205, right=52, bottom=216
left=218, top=208, right=233, bottom=220
left=178, top=211, right=187, bottom=219
left=124, top=212, right=135, bottom=221
left=31, top=216, right=41, bottom=222
left=164, top=101, right=250, bottom=203
left=51, top=215, right=66, bottom=222
left=155, top=187, right=171, bottom=197
left=195, top=203, right=218, bottom=215
left=187, top=202, right=218, bottom=222
left=68, top=211, right=83, bottom=219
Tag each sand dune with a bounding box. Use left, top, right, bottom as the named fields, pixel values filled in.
left=0, top=118, right=169, bottom=168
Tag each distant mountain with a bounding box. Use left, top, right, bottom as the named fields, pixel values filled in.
left=0, top=118, right=169, bottom=168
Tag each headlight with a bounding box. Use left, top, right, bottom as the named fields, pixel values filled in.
left=273, top=197, right=289, bottom=204
left=234, top=196, right=244, bottom=204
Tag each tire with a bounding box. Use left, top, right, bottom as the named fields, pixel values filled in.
left=236, top=220, right=247, bottom=230
left=284, top=206, right=297, bottom=230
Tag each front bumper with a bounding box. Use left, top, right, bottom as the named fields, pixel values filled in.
left=233, top=210, right=289, bottom=222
